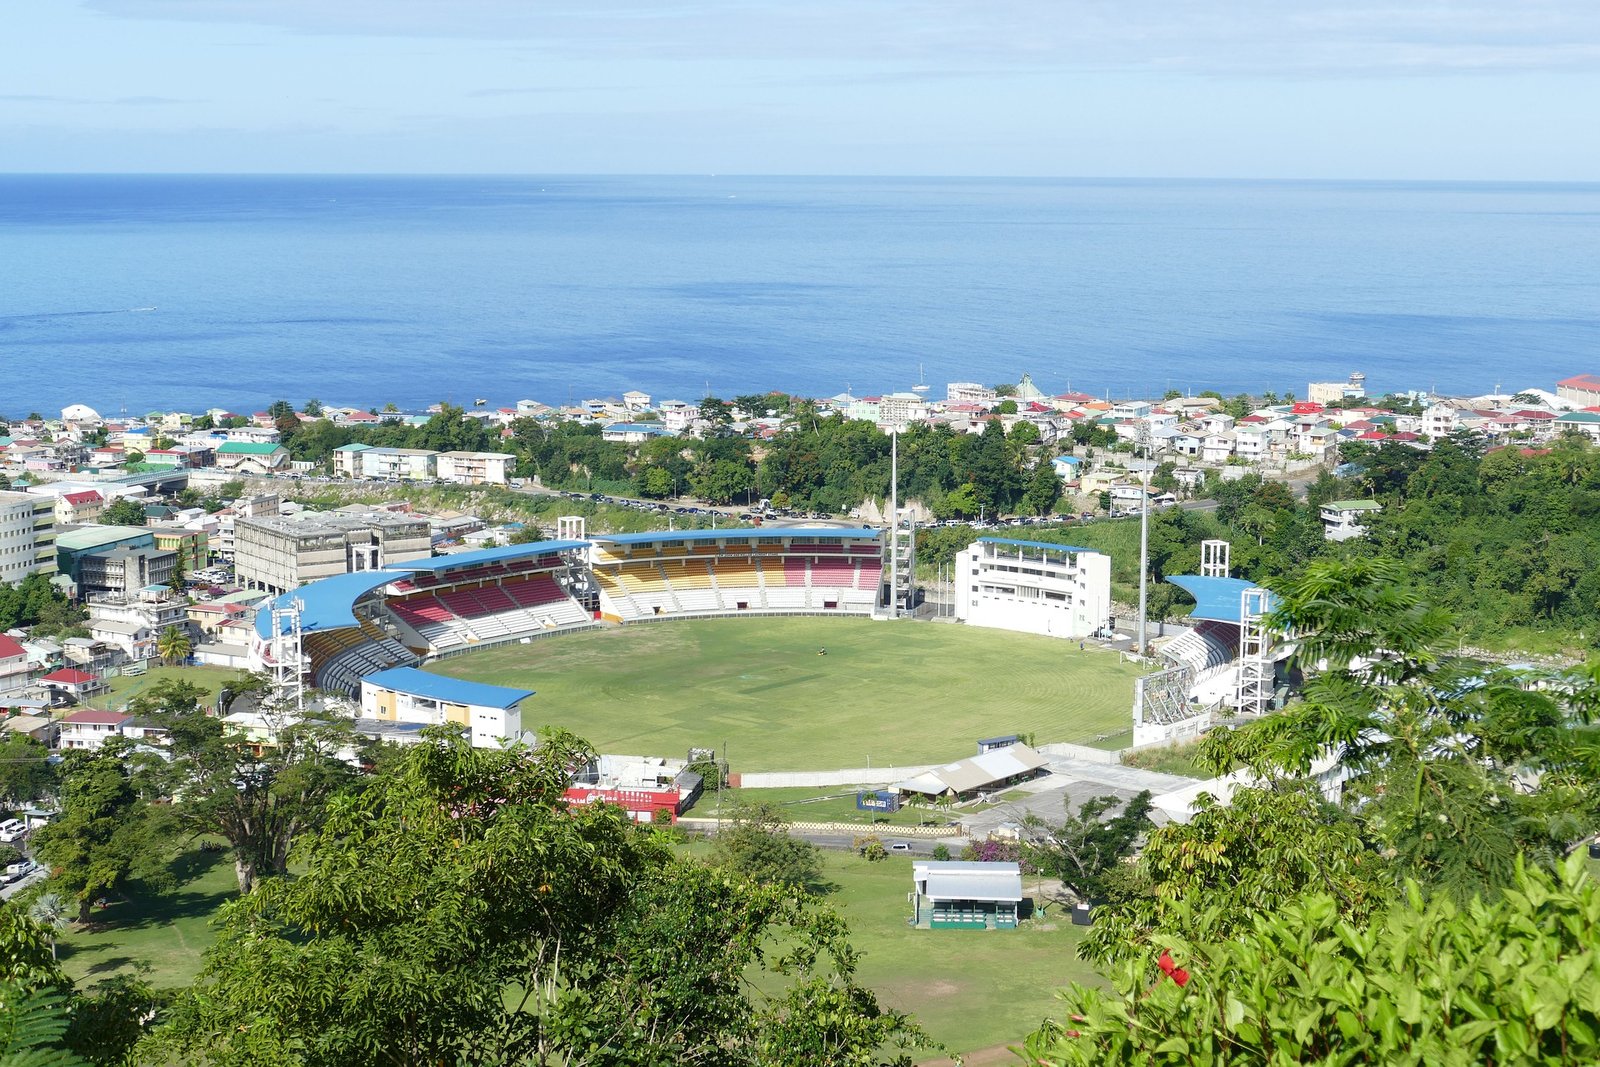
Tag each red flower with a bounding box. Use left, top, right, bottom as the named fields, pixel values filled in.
left=1158, top=950, right=1190, bottom=987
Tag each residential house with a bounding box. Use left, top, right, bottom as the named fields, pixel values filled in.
left=1320, top=499, right=1382, bottom=541
left=215, top=442, right=290, bottom=474
left=0, top=635, right=32, bottom=698
left=1201, top=433, right=1236, bottom=464
left=55, top=490, right=105, bottom=525
left=39, top=668, right=106, bottom=704
left=58, top=709, right=132, bottom=750
left=1555, top=411, right=1600, bottom=442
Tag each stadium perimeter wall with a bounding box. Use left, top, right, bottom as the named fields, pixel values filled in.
left=1036, top=742, right=1121, bottom=766
left=734, top=765, right=939, bottom=789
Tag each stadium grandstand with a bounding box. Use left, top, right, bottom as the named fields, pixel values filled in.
left=953, top=537, right=1111, bottom=640
left=589, top=528, right=883, bottom=621
left=250, top=526, right=888, bottom=725
left=1158, top=574, right=1283, bottom=711
left=250, top=538, right=597, bottom=699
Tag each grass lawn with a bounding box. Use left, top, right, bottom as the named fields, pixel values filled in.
left=54, top=847, right=237, bottom=990
left=431, top=617, right=1145, bottom=771
left=93, top=664, right=251, bottom=710
left=701, top=785, right=961, bottom=827
left=757, top=847, right=1099, bottom=1057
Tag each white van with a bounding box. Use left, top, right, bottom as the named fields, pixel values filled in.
left=0, top=819, right=27, bottom=843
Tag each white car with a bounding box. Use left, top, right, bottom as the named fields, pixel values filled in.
left=0, top=820, right=26, bottom=843
left=2, top=860, right=39, bottom=884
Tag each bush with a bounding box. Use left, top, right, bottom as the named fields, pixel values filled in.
left=931, top=844, right=951, bottom=861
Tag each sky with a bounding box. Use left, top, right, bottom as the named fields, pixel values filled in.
left=5, top=1, right=1599, bottom=178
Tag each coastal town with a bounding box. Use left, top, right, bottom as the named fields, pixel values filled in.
left=0, top=364, right=1590, bottom=744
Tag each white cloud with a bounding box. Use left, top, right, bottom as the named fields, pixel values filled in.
left=81, top=0, right=1600, bottom=74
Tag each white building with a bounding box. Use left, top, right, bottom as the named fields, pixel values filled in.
left=0, top=491, right=56, bottom=584
left=359, top=667, right=531, bottom=749
left=87, top=588, right=191, bottom=662
left=234, top=510, right=431, bottom=594
left=1320, top=499, right=1381, bottom=541
left=878, top=392, right=930, bottom=427
left=58, top=710, right=133, bottom=751
left=955, top=537, right=1111, bottom=640
left=436, top=451, right=516, bottom=485
left=947, top=382, right=998, bottom=406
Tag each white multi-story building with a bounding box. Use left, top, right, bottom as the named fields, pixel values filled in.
left=1320, top=500, right=1381, bottom=541
left=87, top=588, right=191, bottom=662
left=59, top=710, right=133, bottom=751
left=0, top=491, right=56, bottom=585
left=955, top=537, right=1111, bottom=640
left=947, top=382, right=998, bottom=406
left=436, top=451, right=515, bottom=485
left=878, top=392, right=930, bottom=427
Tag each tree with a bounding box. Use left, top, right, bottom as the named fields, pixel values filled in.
left=303, top=398, right=323, bottom=417
left=147, top=730, right=933, bottom=1066
left=154, top=626, right=191, bottom=666
left=165, top=546, right=186, bottom=593
left=26, top=896, right=68, bottom=962
left=933, top=482, right=980, bottom=520
left=1021, top=462, right=1062, bottom=516
left=31, top=749, right=176, bottom=923
left=100, top=498, right=145, bottom=527
left=1199, top=558, right=1600, bottom=902
left=0, top=734, right=56, bottom=809
left=712, top=802, right=826, bottom=893
left=1026, top=854, right=1600, bottom=1066
left=1078, top=783, right=1391, bottom=968
left=1022, top=791, right=1152, bottom=905
left=995, top=399, right=1018, bottom=415
left=133, top=682, right=357, bottom=894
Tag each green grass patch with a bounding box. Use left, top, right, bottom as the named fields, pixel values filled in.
left=54, top=847, right=237, bottom=990
left=431, top=617, right=1144, bottom=771
left=95, top=665, right=249, bottom=710
left=807, top=850, right=1095, bottom=1055
left=699, top=786, right=958, bottom=827
left=1121, top=740, right=1214, bottom=780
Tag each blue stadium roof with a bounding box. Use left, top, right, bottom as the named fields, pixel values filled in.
left=254, top=569, right=414, bottom=638
left=361, top=667, right=534, bottom=709
left=1167, top=575, right=1278, bottom=625
left=387, top=539, right=588, bottom=573
left=595, top=527, right=881, bottom=545
left=978, top=536, right=1096, bottom=554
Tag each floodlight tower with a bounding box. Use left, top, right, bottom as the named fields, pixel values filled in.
left=888, top=427, right=899, bottom=619
left=1200, top=539, right=1230, bottom=578
left=1135, top=421, right=1153, bottom=658
left=268, top=597, right=307, bottom=713
left=1234, top=587, right=1274, bottom=717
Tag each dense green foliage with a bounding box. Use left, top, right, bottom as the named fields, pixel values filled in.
left=147, top=729, right=936, bottom=1066
left=712, top=803, right=827, bottom=892
left=1027, top=856, right=1600, bottom=1066
left=0, top=574, right=83, bottom=640
left=127, top=679, right=360, bottom=894
left=32, top=750, right=176, bottom=924
left=1032, top=557, right=1600, bottom=1061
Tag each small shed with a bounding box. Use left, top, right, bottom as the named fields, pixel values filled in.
left=912, top=860, right=1023, bottom=929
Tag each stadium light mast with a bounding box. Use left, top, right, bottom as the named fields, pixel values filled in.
left=888, top=427, right=899, bottom=620
left=1136, top=423, right=1151, bottom=660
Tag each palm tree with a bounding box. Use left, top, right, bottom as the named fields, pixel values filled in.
left=28, top=893, right=68, bottom=959
left=156, top=625, right=192, bottom=666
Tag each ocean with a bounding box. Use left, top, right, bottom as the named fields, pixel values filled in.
left=2, top=174, right=1598, bottom=417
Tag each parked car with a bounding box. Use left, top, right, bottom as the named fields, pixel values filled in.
left=889, top=841, right=913, bottom=853
left=0, top=819, right=26, bottom=843
left=2, top=860, right=39, bottom=884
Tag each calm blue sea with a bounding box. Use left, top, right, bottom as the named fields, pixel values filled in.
left=3, top=174, right=1598, bottom=417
